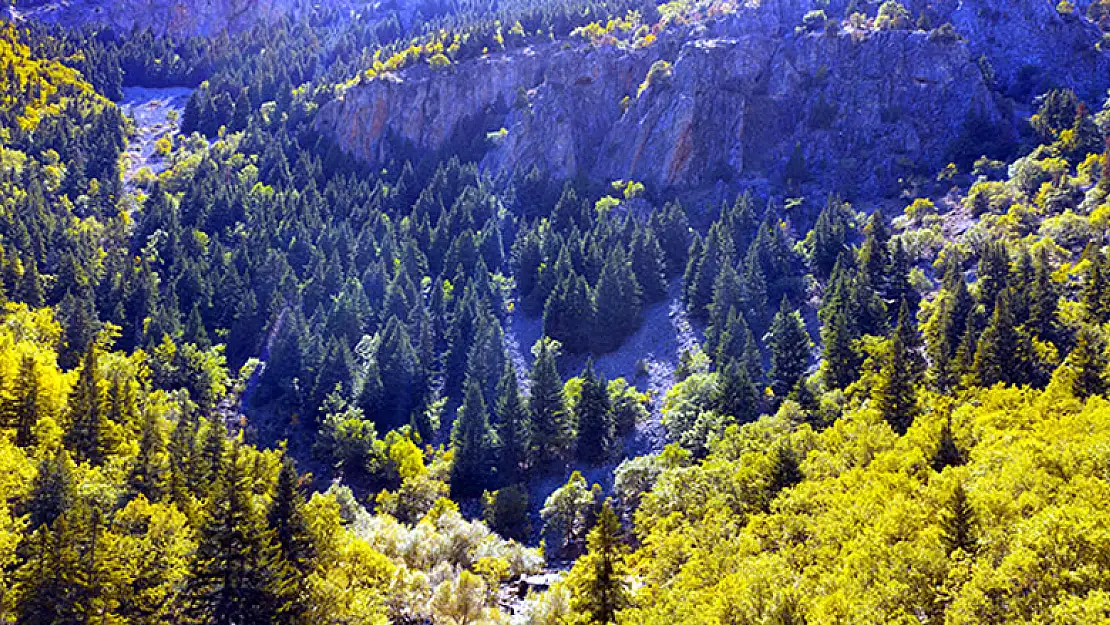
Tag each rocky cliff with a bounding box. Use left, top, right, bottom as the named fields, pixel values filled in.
left=317, top=7, right=1011, bottom=197
left=12, top=0, right=347, bottom=36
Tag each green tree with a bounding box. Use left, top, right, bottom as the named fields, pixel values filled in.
left=494, top=365, right=531, bottom=483
left=940, top=483, right=977, bottom=556
left=183, top=441, right=280, bottom=625
left=450, top=378, right=498, bottom=497
left=874, top=300, right=925, bottom=434
left=768, top=297, right=811, bottom=402
left=713, top=361, right=760, bottom=425
left=575, top=360, right=614, bottom=464
left=529, top=339, right=572, bottom=468
left=567, top=501, right=629, bottom=625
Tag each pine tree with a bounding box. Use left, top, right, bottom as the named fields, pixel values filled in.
left=940, top=483, right=977, bottom=556
left=767, top=443, right=803, bottom=502
left=129, top=410, right=168, bottom=501
left=808, top=194, right=852, bottom=279
left=973, top=290, right=1030, bottom=387
left=494, top=365, right=531, bottom=483
left=705, top=262, right=743, bottom=356
left=594, top=246, right=642, bottom=353
left=268, top=457, right=315, bottom=625
left=874, top=300, right=924, bottom=434
left=931, top=416, right=965, bottom=472
left=451, top=378, right=498, bottom=497
left=630, top=227, right=667, bottom=303
left=184, top=441, right=280, bottom=625
left=976, top=241, right=1010, bottom=313
left=575, top=360, right=614, bottom=464
left=12, top=352, right=39, bottom=447
left=686, top=223, right=734, bottom=318
left=713, top=361, right=760, bottom=425
left=529, top=339, right=572, bottom=468
left=67, top=345, right=111, bottom=465
left=768, top=297, right=811, bottom=402
left=568, top=500, right=629, bottom=625
left=1069, top=324, right=1109, bottom=399
left=544, top=272, right=595, bottom=354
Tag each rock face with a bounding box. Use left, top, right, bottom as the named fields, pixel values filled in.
left=317, top=8, right=1009, bottom=197
left=12, top=0, right=323, bottom=36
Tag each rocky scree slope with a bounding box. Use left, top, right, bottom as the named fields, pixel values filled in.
left=316, top=9, right=1009, bottom=197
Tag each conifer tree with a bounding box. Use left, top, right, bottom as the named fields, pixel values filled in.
left=874, top=300, right=924, bottom=434
left=494, top=365, right=531, bottom=483
left=184, top=441, right=280, bottom=625
left=130, top=410, right=169, bottom=501
left=941, top=483, right=977, bottom=556
left=67, top=345, right=111, bottom=465
left=529, top=339, right=572, bottom=468
left=575, top=360, right=614, bottom=464
left=768, top=297, right=811, bottom=402
left=630, top=227, right=667, bottom=303
left=931, top=416, right=965, bottom=472
left=973, top=290, right=1031, bottom=387
left=713, top=361, right=760, bottom=425
left=1069, top=324, right=1109, bottom=399
left=451, top=378, right=498, bottom=497
left=594, top=246, right=642, bottom=352
left=268, top=457, right=315, bottom=625
left=705, top=262, right=743, bottom=356
left=544, top=272, right=595, bottom=354
left=767, top=443, right=803, bottom=502
left=568, top=500, right=629, bottom=625
left=11, top=353, right=39, bottom=447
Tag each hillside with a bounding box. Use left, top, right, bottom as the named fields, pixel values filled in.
left=2, top=1, right=1110, bottom=624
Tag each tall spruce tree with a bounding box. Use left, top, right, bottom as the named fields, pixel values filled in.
left=494, top=365, right=531, bottom=483
left=575, top=360, right=613, bottom=464
left=768, top=297, right=811, bottom=402
left=451, top=378, right=498, bottom=497
left=874, top=300, right=925, bottom=434
left=529, top=339, right=572, bottom=469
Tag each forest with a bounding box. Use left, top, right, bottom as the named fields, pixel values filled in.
left=2, top=0, right=1110, bottom=623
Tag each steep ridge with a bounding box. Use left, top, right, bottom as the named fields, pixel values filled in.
left=316, top=8, right=1010, bottom=197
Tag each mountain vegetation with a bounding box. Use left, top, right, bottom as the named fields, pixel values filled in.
left=2, top=0, right=1110, bottom=622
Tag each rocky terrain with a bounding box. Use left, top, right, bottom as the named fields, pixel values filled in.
left=10, top=0, right=366, bottom=36
left=316, top=0, right=1110, bottom=198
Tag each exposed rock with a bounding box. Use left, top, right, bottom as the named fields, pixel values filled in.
left=316, top=8, right=1011, bottom=197
left=10, top=0, right=362, bottom=37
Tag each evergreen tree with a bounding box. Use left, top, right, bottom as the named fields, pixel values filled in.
left=544, top=272, right=595, bottom=354
left=973, top=290, right=1030, bottom=387
left=874, top=300, right=924, bottom=434
left=129, top=410, right=168, bottom=501
left=529, top=339, right=572, bottom=468
left=713, top=361, right=760, bottom=425
left=11, top=353, right=39, bottom=447
left=931, top=416, right=965, bottom=472
left=593, top=246, right=642, bottom=353
left=450, top=378, right=498, bottom=497
left=575, top=360, right=613, bottom=464
left=568, top=500, right=629, bottom=625
left=940, top=483, right=977, bottom=556
left=1069, top=324, right=1109, bottom=399
left=66, top=345, right=111, bottom=465
left=184, top=441, right=280, bottom=625
left=767, top=443, right=803, bottom=502
left=268, top=457, right=315, bottom=625
left=629, top=227, right=667, bottom=303
left=494, top=365, right=531, bottom=483
left=768, top=297, right=811, bottom=402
